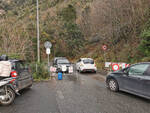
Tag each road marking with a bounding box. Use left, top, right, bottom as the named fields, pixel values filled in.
left=57, top=90, right=64, bottom=100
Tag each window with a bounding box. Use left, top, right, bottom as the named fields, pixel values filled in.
left=128, top=64, right=150, bottom=75
left=83, top=59, right=94, bottom=64
left=57, top=59, right=70, bottom=64
left=11, top=62, right=16, bottom=69
left=16, top=62, right=25, bottom=70
left=77, top=59, right=81, bottom=63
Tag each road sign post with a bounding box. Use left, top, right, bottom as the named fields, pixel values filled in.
left=46, top=48, right=51, bottom=66
left=44, top=41, right=52, bottom=72
left=102, top=45, right=107, bottom=64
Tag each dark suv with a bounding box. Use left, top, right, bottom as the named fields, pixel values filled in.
left=52, top=57, right=72, bottom=73
left=9, top=60, right=33, bottom=90
left=0, top=59, right=33, bottom=105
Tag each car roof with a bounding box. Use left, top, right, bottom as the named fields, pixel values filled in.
left=80, top=58, right=94, bottom=60
left=57, top=58, right=69, bottom=61
left=54, top=57, right=66, bottom=60
left=131, top=62, right=150, bottom=66
left=8, top=59, right=24, bottom=62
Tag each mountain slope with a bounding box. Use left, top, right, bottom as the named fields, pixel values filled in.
left=0, top=0, right=150, bottom=69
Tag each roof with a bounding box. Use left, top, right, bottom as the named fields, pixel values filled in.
left=80, top=58, right=94, bottom=60
left=130, top=62, right=150, bottom=66
left=8, top=59, right=24, bottom=62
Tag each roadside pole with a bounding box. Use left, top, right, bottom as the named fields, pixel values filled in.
left=48, top=53, right=50, bottom=66
left=44, top=41, right=52, bottom=76
left=104, top=51, right=106, bottom=63
left=102, top=45, right=107, bottom=68
left=46, top=48, right=50, bottom=66
left=36, top=0, right=40, bottom=63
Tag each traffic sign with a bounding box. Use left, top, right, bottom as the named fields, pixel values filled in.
left=44, top=41, right=52, bottom=48
left=69, top=66, right=73, bottom=73
left=102, top=45, right=107, bottom=51
left=112, top=64, right=120, bottom=71
left=46, top=48, right=51, bottom=54
left=50, top=66, right=56, bottom=72
left=125, top=64, right=130, bottom=68
left=62, top=65, right=67, bottom=72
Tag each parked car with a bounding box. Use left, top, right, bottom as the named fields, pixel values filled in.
left=53, top=57, right=67, bottom=66
left=106, top=62, right=150, bottom=99
left=76, top=58, right=97, bottom=73
left=0, top=59, right=33, bottom=105
left=10, top=60, right=33, bottom=90
left=53, top=58, right=72, bottom=73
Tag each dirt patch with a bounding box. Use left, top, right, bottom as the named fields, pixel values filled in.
left=92, top=75, right=106, bottom=82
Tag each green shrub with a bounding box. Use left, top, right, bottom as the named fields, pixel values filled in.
left=30, top=62, right=49, bottom=80
left=139, top=19, right=150, bottom=58
left=58, top=4, right=76, bottom=22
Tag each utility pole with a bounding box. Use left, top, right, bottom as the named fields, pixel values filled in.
left=37, top=0, right=40, bottom=63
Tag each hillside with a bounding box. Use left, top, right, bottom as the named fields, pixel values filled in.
left=0, top=0, right=150, bottom=69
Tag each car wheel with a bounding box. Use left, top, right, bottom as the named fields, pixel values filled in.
left=0, top=87, right=15, bottom=106
left=108, top=79, right=119, bottom=92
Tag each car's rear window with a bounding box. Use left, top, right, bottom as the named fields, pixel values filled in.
left=83, top=59, right=94, bottom=64
left=11, top=62, right=16, bottom=69
left=57, top=59, right=70, bottom=64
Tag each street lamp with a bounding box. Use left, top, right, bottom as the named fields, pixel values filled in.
left=36, top=0, right=40, bottom=63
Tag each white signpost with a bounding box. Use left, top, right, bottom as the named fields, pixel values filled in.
left=44, top=41, right=52, bottom=67
left=46, top=48, right=51, bottom=55
left=69, top=66, right=73, bottom=73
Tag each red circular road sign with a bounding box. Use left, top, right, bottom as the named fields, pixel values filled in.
left=112, top=64, right=120, bottom=71
left=102, top=45, right=107, bottom=51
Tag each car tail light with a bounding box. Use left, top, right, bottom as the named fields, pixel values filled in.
left=94, top=64, right=96, bottom=67
left=11, top=71, right=18, bottom=77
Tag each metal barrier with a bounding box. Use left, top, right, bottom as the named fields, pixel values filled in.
left=49, top=64, right=78, bottom=80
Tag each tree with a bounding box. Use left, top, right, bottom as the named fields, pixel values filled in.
left=139, top=20, right=150, bottom=57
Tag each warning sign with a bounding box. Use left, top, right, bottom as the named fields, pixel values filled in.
left=102, top=45, right=107, bottom=51
left=69, top=66, right=73, bottom=73
left=112, top=64, right=120, bottom=71
left=50, top=66, right=56, bottom=72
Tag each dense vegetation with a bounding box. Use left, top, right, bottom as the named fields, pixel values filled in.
left=0, top=0, right=150, bottom=69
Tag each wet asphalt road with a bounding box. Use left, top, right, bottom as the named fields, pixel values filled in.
left=0, top=72, right=150, bottom=113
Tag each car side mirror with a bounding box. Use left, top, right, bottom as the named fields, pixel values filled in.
left=122, top=67, right=129, bottom=75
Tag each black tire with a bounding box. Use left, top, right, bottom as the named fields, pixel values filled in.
left=93, top=71, right=97, bottom=73
left=107, top=79, right=119, bottom=92
left=0, top=87, right=15, bottom=106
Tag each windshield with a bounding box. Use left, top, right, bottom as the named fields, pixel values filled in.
left=83, top=59, right=94, bottom=64
left=57, top=59, right=70, bottom=64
